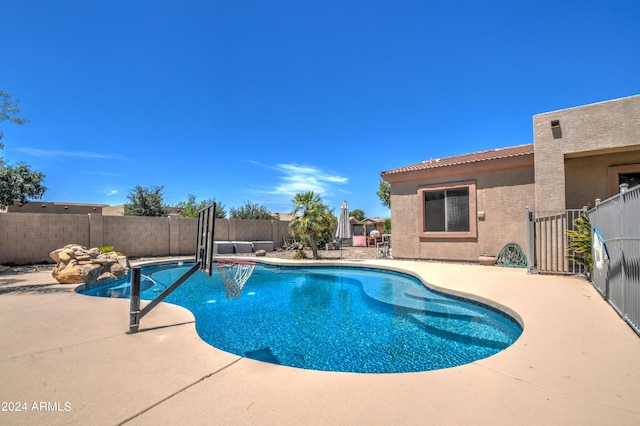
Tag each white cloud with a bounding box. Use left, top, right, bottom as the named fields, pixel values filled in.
left=107, top=190, right=119, bottom=196
left=16, top=148, right=121, bottom=160
left=237, top=161, right=351, bottom=213
left=265, top=163, right=348, bottom=197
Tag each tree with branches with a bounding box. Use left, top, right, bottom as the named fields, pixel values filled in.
left=351, top=209, right=365, bottom=221
left=377, top=178, right=390, bottom=209
left=176, top=194, right=226, bottom=218
left=125, top=185, right=168, bottom=217
left=230, top=201, right=277, bottom=220
left=0, top=90, right=46, bottom=209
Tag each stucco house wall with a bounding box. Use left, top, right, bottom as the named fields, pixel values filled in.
left=534, top=94, right=640, bottom=211
left=564, top=150, right=640, bottom=209
left=383, top=94, right=640, bottom=263
left=386, top=150, right=534, bottom=262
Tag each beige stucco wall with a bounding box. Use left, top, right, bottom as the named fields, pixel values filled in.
left=390, top=167, right=534, bottom=262
left=564, top=150, right=640, bottom=209
left=534, top=94, right=640, bottom=210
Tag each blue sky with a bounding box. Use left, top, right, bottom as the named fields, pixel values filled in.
left=2, top=1, right=639, bottom=218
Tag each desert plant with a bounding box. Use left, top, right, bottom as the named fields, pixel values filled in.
left=293, top=249, right=308, bottom=259
left=289, top=191, right=335, bottom=259
left=566, top=214, right=593, bottom=271
left=99, top=245, right=115, bottom=253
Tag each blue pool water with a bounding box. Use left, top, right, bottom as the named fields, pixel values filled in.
left=80, top=262, right=522, bottom=373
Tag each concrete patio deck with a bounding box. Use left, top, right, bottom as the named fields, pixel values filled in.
left=1, top=259, right=639, bottom=425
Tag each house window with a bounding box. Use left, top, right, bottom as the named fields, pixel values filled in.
left=619, top=172, right=640, bottom=189
left=607, top=164, right=640, bottom=196
left=418, top=181, right=477, bottom=239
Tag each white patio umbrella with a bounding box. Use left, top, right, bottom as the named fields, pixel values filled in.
left=335, top=201, right=352, bottom=259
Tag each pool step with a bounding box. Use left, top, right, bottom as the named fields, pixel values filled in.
left=361, top=280, right=481, bottom=317
left=361, top=281, right=520, bottom=349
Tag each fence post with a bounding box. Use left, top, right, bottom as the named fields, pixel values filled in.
left=88, top=213, right=104, bottom=249
left=525, top=207, right=535, bottom=273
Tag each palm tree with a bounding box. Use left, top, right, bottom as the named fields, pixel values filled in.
left=289, top=191, right=334, bottom=259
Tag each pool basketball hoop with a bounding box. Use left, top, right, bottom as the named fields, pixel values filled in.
left=195, top=204, right=256, bottom=299
left=129, top=202, right=256, bottom=334
left=211, top=260, right=256, bottom=299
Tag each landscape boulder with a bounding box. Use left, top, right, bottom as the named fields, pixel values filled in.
left=50, top=244, right=130, bottom=286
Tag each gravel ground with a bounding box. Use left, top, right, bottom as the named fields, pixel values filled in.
left=0, top=245, right=386, bottom=275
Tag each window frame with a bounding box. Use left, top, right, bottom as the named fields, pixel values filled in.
left=417, top=180, right=477, bottom=239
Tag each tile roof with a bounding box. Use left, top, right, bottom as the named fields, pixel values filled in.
left=382, top=144, right=534, bottom=176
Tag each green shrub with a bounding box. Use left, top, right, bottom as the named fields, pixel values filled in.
left=99, top=246, right=115, bottom=254
left=293, top=249, right=308, bottom=260
left=566, top=214, right=593, bottom=271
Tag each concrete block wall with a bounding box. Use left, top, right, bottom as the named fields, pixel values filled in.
left=174, top=217, right=198, bottom=255
left=214, top=219, right=230, bottom=241
left=102, top=216, right=170, bottom=257
left=271, top=220, right=291, bottom=248
left=0, top=213, right=292, bottom=265
left=230, top=219, right=275, bottom=241
left=0, top=213, right=90, bottom=264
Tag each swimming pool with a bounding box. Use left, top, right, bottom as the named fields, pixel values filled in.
left=80, top=261, right=522, bottom=373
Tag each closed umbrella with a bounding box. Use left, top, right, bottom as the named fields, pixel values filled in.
left=335, top=201, right=351, bottom=259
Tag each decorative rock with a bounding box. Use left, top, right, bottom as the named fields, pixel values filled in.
left=50, top=244, right=130, bottom=286
left=93, top=257, right=117, bottom=265
left=54, top=262, right=101, bottom=285
left=109, top=261, right=128, bottom=279
left=57, top=249, right=75, bottom=264
left=255, top=249, right=267, bottom=257
left=97, top=272, right=117, bottom=283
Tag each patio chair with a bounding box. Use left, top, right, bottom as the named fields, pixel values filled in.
left=377, top=234, right=391, bottom=258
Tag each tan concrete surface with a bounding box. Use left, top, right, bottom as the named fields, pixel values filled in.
left=1, top=260, right=639, bottom=425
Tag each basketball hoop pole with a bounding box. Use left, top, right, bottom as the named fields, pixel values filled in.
left=128, top=203, right=256, bottom=332
left=129, top=203, right=217, bottom=334
left=129, top=262, right=201, bottom=333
